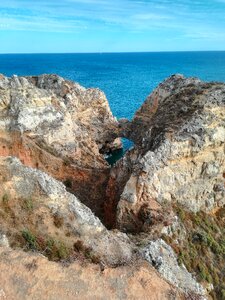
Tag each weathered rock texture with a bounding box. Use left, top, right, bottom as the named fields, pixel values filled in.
left=0, top=156, right=132, bottom=266
left=0, top=156, right=186, bottom=299
left=141, top=239, right=206, bottom=296
left=107, top=74, right=225, bottom=232
left=0, top=73, right=224, bottom=299
left=0, top=247, right=182, bottom=300
left=0, top=74, right=120, bottom=219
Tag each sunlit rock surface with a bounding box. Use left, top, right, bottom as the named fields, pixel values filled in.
left=0, top=74, right=121, bottom=218
left=108, top=75, right=225, bottom=232
left=0, top=73, right=224, bottom=299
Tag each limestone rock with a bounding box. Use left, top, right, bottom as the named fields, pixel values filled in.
left=0, top=74, right=120, bottom=162
left=0, top=73, right=223, bottom=299
left=0, top=156, right=132, bottom=266
left=141, top=239, right=206, bottom=297
left=108, top=75, right=225, bottom=232
left=0, top=233, right=9, bottom=248
left=0, top=74, right=121, bottom=219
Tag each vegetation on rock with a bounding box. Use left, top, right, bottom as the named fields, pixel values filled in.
left=162, top=205, right=225, bottom=300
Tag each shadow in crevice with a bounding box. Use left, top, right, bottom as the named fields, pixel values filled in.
left=105, top=138, right=134, bottom=166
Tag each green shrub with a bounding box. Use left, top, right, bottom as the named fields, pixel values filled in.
left=176, top=207, right=185, bottom=221
left=57, top=241, right=69, bottom=259
left=22, top=229, right=37, bottom=250
left=2, top=193, right=9, bottom=204
left=46, top=238, right=69, bottom=261
left=192, top=213, right=201, bottom=226
left=22, top=198, right=34, bottom=211
left=198, top=263, right=213, bottom=283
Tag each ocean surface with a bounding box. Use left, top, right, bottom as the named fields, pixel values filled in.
left=1, top=51, right=225, bottom=161
left=1, top=51, right=225, bottom=120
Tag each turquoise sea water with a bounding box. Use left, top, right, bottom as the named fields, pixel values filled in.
left=0, top=51, right=225, bottom=120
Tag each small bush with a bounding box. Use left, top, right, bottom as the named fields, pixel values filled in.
left=192, top=213, right=202, bottom=226
left=22, top=229, right=37, bottom=250
left=211, top=240, right=224, bottom=255
left=177, top=252, right=184, bottom=266
left=22, top=198, right=34, bottom=211
left=2, top=193, right=9, bottom=204
left=46, top=238, right=69, bottom=261
left=57, top=241, right=69, bottom=259
left=176, top=206, right=185, bottom=221
left=73, top=240, right=101, bottom=264
left=197, top=263, right=213, bottom=283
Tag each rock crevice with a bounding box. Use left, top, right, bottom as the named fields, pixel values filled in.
left=108, top=74, right=225, bottom=232
left=0, top=74, right=122, bottom=221
left=0, top=73, right=224, bottom=299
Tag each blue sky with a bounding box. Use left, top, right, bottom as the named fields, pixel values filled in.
left=0, top=0, right=225, bottom=53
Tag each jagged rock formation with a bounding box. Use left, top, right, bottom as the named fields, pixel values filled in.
left=104, top=74, right=225, bottom=299
left=107, top=74, right=225, bottom=232
left=0, top=73, right=224, bottom=299
left=0, top=74, right=120, bottom=219
left=0, top=156, right=186, bottom=299
left=0, top=156, right=132, bottom=266
left=141, top=239, right=206, bottom=296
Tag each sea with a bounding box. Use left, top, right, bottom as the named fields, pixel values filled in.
left=0, top=51, right=225, bottom=161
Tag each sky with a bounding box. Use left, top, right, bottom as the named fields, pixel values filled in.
left=0, top=0, right=225, bottom=53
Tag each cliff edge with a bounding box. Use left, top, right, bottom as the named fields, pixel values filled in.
left=0, top=74, right=224, bottom=299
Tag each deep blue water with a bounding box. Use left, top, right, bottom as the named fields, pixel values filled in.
left=0, top=51, right=225, bottom=120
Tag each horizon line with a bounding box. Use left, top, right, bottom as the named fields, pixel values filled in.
left=0, top=50, right=225, bottom=55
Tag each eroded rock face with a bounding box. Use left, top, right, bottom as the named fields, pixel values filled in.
left=0, top=156, right=132, bottom=266
left=0, top=73, right=224, bottom=299
left=0, top=247, right=182, bottom=300
left=108, top=74, right=225, bottom=232
left=0, top=74, right=121, bottom=218
left=141, top=239, right=206, bottom=297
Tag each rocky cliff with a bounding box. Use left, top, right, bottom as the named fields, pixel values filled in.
left=0, top=156, right=133, bottom=266
left=0, top=74, right=121, bottom=220
left=107, top=74, right=225, bottom=232
left=105, top=74, right=225, bottom=299
left=0, top=73, right=224, bottom=299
